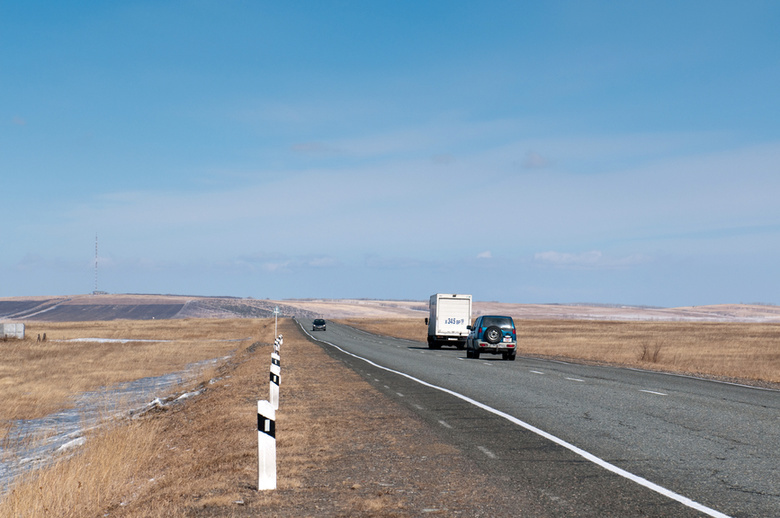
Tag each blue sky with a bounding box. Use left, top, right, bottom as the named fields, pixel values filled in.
left=2, top=1, right=779, bottom=307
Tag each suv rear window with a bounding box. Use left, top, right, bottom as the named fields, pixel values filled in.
left=481, top=316, right=514, bottom=329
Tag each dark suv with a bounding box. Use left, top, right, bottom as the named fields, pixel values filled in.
left=466, top=315, right=517, bottom=360
left=312, top=319, right=327, bottom=331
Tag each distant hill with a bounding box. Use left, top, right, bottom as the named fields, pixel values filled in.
left=1, top=294, right=778, bottom=323
left=0, top=294, right=318, bottom=322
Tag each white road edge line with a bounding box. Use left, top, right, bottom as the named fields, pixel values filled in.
left=300, top=325, right=731, bottom=518
left=438, top=420, right=452, bottom=429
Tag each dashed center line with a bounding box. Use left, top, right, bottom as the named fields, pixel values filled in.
left=530, top=370, right=545, bottom=375
left=302, top=323, right=730, bottom=518
left=396, top=392, right=405, bottom=397
left=640, top=389, right=668, bottom=396
left=566, top=377, right=585, bottom=382
left=477, top=446, right=497, bottom=459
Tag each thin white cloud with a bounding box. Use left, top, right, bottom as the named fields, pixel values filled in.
left=285, top=118, right=524, bottom=160
left=48, top=135, right=780, bottom=281
left=535, top=251, right=603, bottom=266
left=477, top=251, right=492, bottom=259
left=238, top=253, right=342, bottom=274
left=534, top=251, right=649, bottom=269
left=364, top=255, right=437, bottom=269
left=304, top=256, right=341, bottom=268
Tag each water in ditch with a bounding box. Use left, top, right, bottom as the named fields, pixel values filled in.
left=0, top=356, right=225, bottom=493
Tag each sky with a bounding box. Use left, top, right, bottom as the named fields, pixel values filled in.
left=2, top=1, right=779, bottom=307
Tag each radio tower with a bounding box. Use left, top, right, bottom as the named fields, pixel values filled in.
left=94, top=233, right=99, bottom=295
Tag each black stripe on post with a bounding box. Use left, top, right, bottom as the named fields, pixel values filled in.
left=272, top=356, right=280, bottom=367
left=270, top=372, right=280, bottom=385
left=258, top=414, right=276, bottom=438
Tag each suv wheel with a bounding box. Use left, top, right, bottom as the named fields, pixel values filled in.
left=484, top=326, right=502, bottom=344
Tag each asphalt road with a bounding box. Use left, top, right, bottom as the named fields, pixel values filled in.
left=297, top=319, right=779, bottom=518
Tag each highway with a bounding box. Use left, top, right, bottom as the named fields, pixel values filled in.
left=297, top=319, right=779, bottom=518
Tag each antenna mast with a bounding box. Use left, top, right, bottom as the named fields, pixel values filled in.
left=94, top=233, right=99, bottom=294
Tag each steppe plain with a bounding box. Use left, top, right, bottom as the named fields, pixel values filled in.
left=5, top=293, right=780, bottom=322
left=1, top=294, right=778, bottom=516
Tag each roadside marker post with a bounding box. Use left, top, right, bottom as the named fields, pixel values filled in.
left=273, top=306, right=280, bottom=338
left=257, top=400, right=276, bottom=490
left=270, top=363, right=280, bottom=410
left=271, top=334, right=282, bottom=409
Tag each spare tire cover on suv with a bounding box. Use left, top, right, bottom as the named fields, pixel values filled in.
left=484, top=326, right=502, bottom=344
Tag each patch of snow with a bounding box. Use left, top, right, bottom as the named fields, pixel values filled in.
left=1, top=356, right=223, bottom=493
left=57, top=437, right=86, bottom=452
left=175, top=390, right=204, bottom=401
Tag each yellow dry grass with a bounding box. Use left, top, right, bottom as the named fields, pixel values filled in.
left=1, top=315, right=776, bottom=516
left=1, top=420, right=165, bottom=518
left=338, top=318, right=780, bottom=384
left=0, top=319, right=267, bottom=424
left=0, top=318, right=275, bottom=516
left=1, top=319, right=524, bottom=517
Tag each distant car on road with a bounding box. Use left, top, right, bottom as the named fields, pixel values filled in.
left=466, top=315, right=516, bottom=360
left=312, top=319, right=327, bottom=331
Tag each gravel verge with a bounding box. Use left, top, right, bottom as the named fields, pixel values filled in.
left=107, top=319, right=544, bottom=517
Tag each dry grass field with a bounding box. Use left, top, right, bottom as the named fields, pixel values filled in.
left=0, top=319, right=528, bottom=517
left=1, top=310, right=778, bottom=515
left=0, top=319, right=265, bottom=425
left=337, top=318, right=780, bottom=385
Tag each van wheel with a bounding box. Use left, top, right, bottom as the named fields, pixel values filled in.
left=466, top=349, right=473, bottom=359
left=473, top=350, right=480, bottom=359
left=503, top=352, right=516, bottom=361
